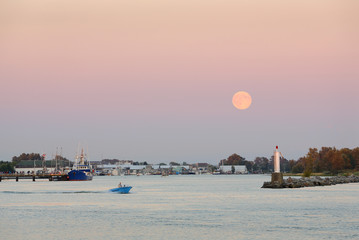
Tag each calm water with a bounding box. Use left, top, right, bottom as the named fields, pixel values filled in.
left=1, top=175, right=358, bottom=240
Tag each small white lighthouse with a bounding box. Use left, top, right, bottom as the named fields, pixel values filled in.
left=271, top=146, right=284, bottom=185
left=274, top=146, right=280, bottom=173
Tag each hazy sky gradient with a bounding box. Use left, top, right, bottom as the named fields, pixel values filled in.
left=1, top=0, right=358, bottom=164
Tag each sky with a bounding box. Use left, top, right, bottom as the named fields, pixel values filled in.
left=1, top=0, right=358, bottom=164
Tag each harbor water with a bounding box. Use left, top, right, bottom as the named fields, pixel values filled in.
left=1, top=175, right=358, bottom=240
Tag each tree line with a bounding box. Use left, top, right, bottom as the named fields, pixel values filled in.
left=220, top=147, right=359, bottom=175
left=291, top=147, right=359, bottom=175
left=0, top=153, right=43, bottom=173
left=3, top=147, right=359, bottom=175
left=12, top=153, right=43, bottom=165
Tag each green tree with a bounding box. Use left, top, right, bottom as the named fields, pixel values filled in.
left=288, top=160, right=296, bottom=172
left=208, top=165, right=217, bottom=173
left=253, top=157, right=270, bottom=173
left=291, top=157, right=305, bottom=173
left=0, top=161, right=15, bottom=172
left=280, top=158, right=290, bottom=173
left=245, top=161, right=254, bottom=173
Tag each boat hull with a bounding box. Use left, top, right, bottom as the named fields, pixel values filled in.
left=109, top=186, right=132, bottom=194
left=68, top=170, right=93, bottom=181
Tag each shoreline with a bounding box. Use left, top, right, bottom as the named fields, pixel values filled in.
left=262, top=175, right=359, bottom=189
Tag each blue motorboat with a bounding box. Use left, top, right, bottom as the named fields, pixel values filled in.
left=68, top=149, right=93, bottom=181
left=109, top=186, right=132, bottom=194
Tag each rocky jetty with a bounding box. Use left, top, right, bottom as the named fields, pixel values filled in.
left=262, top=175, right=359, bottom=188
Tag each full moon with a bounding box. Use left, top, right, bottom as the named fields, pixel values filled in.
left=232, top=91, right=252, bottom=110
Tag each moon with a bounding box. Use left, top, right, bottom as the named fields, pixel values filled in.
left=232, top=91, right=252, bottom=110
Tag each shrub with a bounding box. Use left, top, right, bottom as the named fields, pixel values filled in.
left=302, top=169, right=312, bottom=178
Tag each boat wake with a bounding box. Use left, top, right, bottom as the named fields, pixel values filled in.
left=1, top=190, right=105, bottom=194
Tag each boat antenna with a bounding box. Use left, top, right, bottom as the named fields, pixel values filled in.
left=76, top=142, right=81, bottom=169
left=61, top=147, right=64, bottom=171
left=86, top=145, right=90, bottom=166
left=55, top=147, right=58, bottom=172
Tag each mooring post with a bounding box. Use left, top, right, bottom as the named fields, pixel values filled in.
left=33, top=176, right=35, bottom=181
left=0, top=176, right=2, bottom=182
left=16, top=176, right=19, bottom=182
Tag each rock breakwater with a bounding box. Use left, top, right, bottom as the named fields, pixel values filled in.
left=262, top=175, right=359, bottom=188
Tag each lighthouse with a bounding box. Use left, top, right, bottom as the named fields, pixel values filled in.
left=274, top=146, right=280, bottom=173
left=271, top=146, right=284, bottom=185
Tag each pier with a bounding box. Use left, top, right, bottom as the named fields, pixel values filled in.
left=0, top=173, right=69, bottom=182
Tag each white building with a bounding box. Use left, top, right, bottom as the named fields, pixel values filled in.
left=219, top=165, right=248, bottom=174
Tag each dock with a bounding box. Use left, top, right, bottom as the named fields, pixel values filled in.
left=0, top=173, right=69, bottom=182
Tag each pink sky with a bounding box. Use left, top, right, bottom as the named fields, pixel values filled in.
left=1, top=0, right=358, bottom=163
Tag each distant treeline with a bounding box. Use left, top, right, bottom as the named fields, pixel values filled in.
left=0, top=153, right=41, bottom=172
left=218, top=153, right=284, bottom=173
left=12, top=153, right=43, bottom=165
left=0, top=153, right=70, bottom=172
left=219, top=147, right=359, bottom=175
left=11, top=153, right=69, bottom=165
left=291, top=147, right=359, bottom=175
left=3, top=147, right=359, bottom=175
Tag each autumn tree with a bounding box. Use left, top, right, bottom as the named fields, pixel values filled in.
left=303, top=148, right=319, bottom=175
left=352, top=147, right=359, bottom=170
left=291, top=157, right=305, bottom=173
left=222, top=154, right=246, bottom=165
left=330, top=150, right=345, bottom=174
left=317, top=147, right=333, bottom=172
left=12, top=153, right=42, bottom=165
left=340, top=148, right=355, bottom=169
left=290, top=147, right=359, bottom=174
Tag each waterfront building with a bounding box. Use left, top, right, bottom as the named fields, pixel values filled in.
left=219, top=165, right=248, bottom=174
left=172, top=166, right=191, bottom=174
left=192, top=163, right=209, bottom=174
